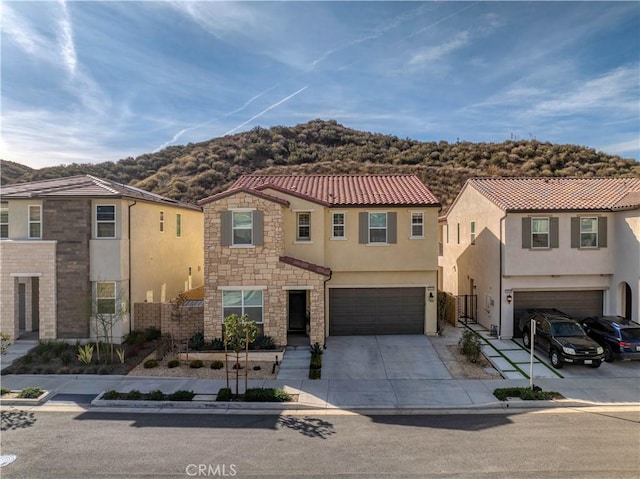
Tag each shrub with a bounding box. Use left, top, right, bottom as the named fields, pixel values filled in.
left=250, top=335, right=276, bottom=350
left=0, top=332, right=11, bottom=355
left=143, top=359, right=159, bottom=369
left=57, top=367, right=71, bottom=374
left=309, top=369, right=321, bottom=380
left=232, top=362, right=243, bottom=370
left=167, top=359, right=180, bottom=368
left=98, top=367, right=110, bottom=375
left=147, top=389, right=165, bottom=401
left=310, top=355, right=322, bottom=370
left=155, top=334, right=172, bottom=360
left=458, top=329, right=483, bottom=363
left=310, top=342, right=323, bottom=356
left=115, top=348, right=125, bottom=364
left=60, top=351, right=74, bottom=366
left=168, top=390, right=195, bottom=401
left=21, top=353, right=33, bottom=365
left=493, top=387, right=563, bottom=401
left=210, top=337, right=224, bottom=350
left=1, top=387, right=10, bottom=395
left=210, top=360, right=224, bottom=370
left=253, top=365, right=261, bottom=371
left=17, top=387, right=44, bottom=399
left=144, top=327, right=162, bottom=342
left=189, top=359, right=204, bottom=369
left=102, top=390, right=121, bottom=400
left=124, top=390, right=143, bottom=400
left=189, top=332, right=205, bottom=351
left=77, top=344, right=95, bottom=365
left=53, top=341, right=69, bottom=357
left=245, top=387, right=292, bottom=402
left=216, top=388, right=232, bottom=401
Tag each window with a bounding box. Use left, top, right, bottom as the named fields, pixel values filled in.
left=222, top=290, right=263, bottom=323
left=332, top=212, right=345, bottom=239
left=0, top=204, right=8, bottom=239
left=296, top=212, right=311, bottom=241
left=96, top=282, right=116, bottom=315
left=232, top=211, right=253, bottom=245
left=531, top=217, right=549, bottom=248
left=176, top=213, right=182, bottom=237
left=446, top=224, right=449, bottom=244
left=457, top=223, right=460, bottom=244
left=96, top=205, right=115, bottom=238
left=411, top=212, right=424, bottom=238
left=369, top=212, right=387, bottom=244
left=28, top=205, right=42, bottom=239
left=580, top=217, right=598, bottom=248
left=470, top=221, right=476, bottom=245
left=159, top=211, right=164, bottom=232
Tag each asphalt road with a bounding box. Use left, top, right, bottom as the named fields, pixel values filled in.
left=1, top=409, right=639, bottom=478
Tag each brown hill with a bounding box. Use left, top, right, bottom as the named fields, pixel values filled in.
left=2, top=119, right=638, bottom=212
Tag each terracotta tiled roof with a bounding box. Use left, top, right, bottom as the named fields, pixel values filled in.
left=1, top=175, right=200, bottom=210
left=468, top=177, right=640, bottom=212
left=180, top=285, right=204, bottom=301
left=198, top=187, right=290, bottom=206
left=279, top=256, right=331, bottom=277
left=231, top=174, right=440, bottom=207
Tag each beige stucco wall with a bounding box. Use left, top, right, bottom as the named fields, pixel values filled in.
left=611, top=208, right=640, bottom=322
left=5, top=199, right=43, bottom=239
left=0, top=241, right=57, bottom=340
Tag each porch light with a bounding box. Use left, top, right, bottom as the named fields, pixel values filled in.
left=506, top=294, right=513, bottom=304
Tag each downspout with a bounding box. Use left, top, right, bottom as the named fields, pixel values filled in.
left=498, top=213, right=507, bottom=339
left=127, top=200, right=137, bottom=335
left=322, top=271, right=332, bottom=348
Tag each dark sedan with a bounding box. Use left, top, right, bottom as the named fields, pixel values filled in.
left=581, top=316, right=640, bottom=362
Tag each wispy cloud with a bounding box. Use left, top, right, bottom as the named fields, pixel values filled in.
left=224, top=86, right=309, bottom=136
left=409, top=31, right=470, bottom=66
left=57, top=0, right=77, bottom=76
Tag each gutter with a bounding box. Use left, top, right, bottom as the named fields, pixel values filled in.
left=322, top=270, right=333, bottom=349
left=127, top=200, right=137, bottom=335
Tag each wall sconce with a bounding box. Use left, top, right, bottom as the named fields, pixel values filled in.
left=506, top=294, right=513, bottom=304
left=429, top=292, right=435, bottom=302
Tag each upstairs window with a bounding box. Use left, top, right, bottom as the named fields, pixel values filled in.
left=296, top=212, right=311, bottom=241
left=359, top=212, right=396, bottom=244
left=221, top=210, right=263, bottom=247
left=369, top=212, right=387, bottom=244
left=571, top=216, right=607, bottom=249
left=470, top=221, right=476, bottom=245
left=580, top=217, right=597, bottom=248
left=96, top=205, right=115, bottom=238
left=0, top=205, right=8, bottom=239
left=531, top=217, right=549, bottom=248
left=332, top=212, right=345, bottom=239
left=232, top=211, right=253, bottom=245
left=28, top=205, right=42, bottom=239
left=176, top=213, right=182, bottom=238
left=159, top=211, right=164, bottom=232
left=411, top=212, right=424, bottom=238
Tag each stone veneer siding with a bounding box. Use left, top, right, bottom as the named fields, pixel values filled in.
left=203, top=193, right=327, bottom=346
left=43, top=199, right=92, bottom=338
left=133, top=302, right=204, bottom=342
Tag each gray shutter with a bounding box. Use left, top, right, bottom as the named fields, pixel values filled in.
left=221, top=211, right=232, bottom=246
left=550, top=217, right=559, bottom=249
left=571, top=217, right=580, bottom=248
left=253, top=210, right=264, bottom=246
left=598, top=217, right=607, bottom=248
left=521, top=217, right=531, bottom=248
left=388, top=212, right=397, bottom=244
left=359, top=212, right=368, bottom=244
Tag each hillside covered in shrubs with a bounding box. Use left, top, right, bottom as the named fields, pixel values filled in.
left=2, top=119, right=638, bottom=211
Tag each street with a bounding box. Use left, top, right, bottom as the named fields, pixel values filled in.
left=1, top=408, right=639, bottom=478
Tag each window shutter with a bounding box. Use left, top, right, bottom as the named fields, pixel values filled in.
left=359, top=212, right=368, bottom=244
left=570, top=217, right=580, bottom=248
left=253, top=210, right=264, bottom=246
left=388, top=212, right=397, bottom=244
left=550, top=217, right=559, bottom=248
left=598, top=217, right=607, bottom=247
left=220, top=211, right=232, bottom=246
left=521, top=218, right=531, bottom=248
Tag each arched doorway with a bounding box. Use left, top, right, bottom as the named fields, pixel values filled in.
left=620, top=282, right=632, bottom=321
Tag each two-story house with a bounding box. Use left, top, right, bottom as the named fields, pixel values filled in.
left=439, top=177, right=640, bottom=339
left=0, top=175, right=203, bottom=343
left=199, top=174, right=441, bottom=346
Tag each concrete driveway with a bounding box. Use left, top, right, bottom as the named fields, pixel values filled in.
left=322, top=335, right=452, bottom=380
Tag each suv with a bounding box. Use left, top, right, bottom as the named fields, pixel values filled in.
left=581, top=316, right=640, bottom=362
left=519, top=309, right=604, bottom=369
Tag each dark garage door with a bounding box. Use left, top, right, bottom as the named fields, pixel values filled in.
left=329, top=288, right=425, bottom=335
left=513, top=290, right=603, bottom=337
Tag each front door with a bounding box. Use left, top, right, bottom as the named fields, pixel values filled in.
left=288, top=290, right=307, bottom=332
left=18, top=283, right=26, bottom=330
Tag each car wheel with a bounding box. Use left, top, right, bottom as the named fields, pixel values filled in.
left=550, top=349, right=564, bottom=369
left=522, top=330, right=531, bottom=349
left=603, top=346, right=614, bottom=363
left=589, top=360, right=601, bottom=369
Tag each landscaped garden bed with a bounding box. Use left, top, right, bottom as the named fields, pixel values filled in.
left=493, top=387, right=564, bottom=401
left=0, top=386, right=52, bottom=405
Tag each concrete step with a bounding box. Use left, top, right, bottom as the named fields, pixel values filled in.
left=279, top=358, right=310, bottom=369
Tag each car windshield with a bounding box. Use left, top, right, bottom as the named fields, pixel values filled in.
left=551, top=322, right=585, bottom=337
left=621, top=328, right=640, bottom=341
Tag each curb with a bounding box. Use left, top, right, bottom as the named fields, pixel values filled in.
left=0, top=390, right=54, bottom=406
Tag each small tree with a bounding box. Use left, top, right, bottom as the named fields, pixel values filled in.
left=169, top=293, right=188, bottom=359
left=91, top=284, right=127, bottom=364
left=223, top=313, right=258, bottom=396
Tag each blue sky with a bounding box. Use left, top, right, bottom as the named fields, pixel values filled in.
left=1, top=1, right=638, bottom=169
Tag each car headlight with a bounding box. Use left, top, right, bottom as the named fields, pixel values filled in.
left=562, top=346, right=576, bottom=355
left=596, top=347, right=603, bottom=354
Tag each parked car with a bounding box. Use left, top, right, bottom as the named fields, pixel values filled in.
left=519, top=309, right=604, bottom=369
left=581, top=316, right=640, bottom=362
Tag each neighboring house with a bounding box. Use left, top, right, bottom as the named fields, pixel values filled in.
left=439, top=177, right=640, bottom=339
left=0, top=175, right=203, bottom=343
left=199, top=174, right=441, bottom=346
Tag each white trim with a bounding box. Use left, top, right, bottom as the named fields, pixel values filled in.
left=10, top=273, right=43, bottom=277
left=218, top=285, right=267, bottom=291
left=409, top=211, right=424, bottom=239
left=27, top=204, right=42, bottom=239
left=229, top=245, right=255, bottom=249
left=228, top=207, right=256, bottom=212
left=328, top=284, right=428, bottom=289
left=331, top=211, right=346, bottom=240
left=96, top=204, right=116, bottom=239
left=292, top=208, right=314, bottom=212
left=365, top=243, right=390, bottom=247
left=1, top=240, right=57, bottom=244
left=282, top=285, right=314, bottom=290
left=330, top=237, right=348, bottom=241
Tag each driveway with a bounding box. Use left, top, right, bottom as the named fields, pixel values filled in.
left=322, top=335, right=453, bottom=380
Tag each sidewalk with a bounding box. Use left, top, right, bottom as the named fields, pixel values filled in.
left=1, top=331, right=639, bottom=413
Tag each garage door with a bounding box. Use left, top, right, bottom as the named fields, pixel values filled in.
left=513, top=290, right=603, bottom=337
left=329, top=288, right=425, bottom=335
